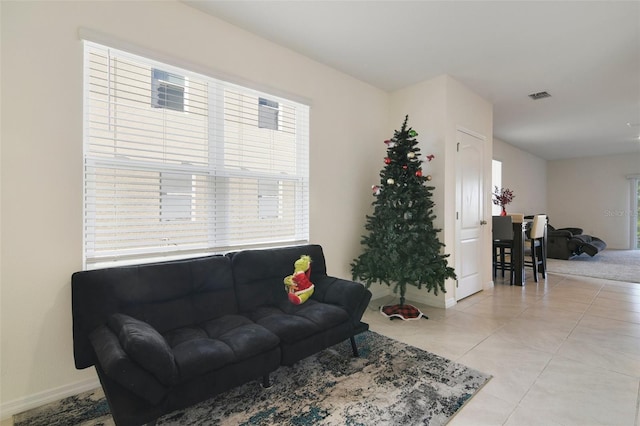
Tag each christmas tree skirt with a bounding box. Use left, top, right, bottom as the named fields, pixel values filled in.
left=14, top=331, right=491, bottom=426
left=380, top=303, right=428, bottom=320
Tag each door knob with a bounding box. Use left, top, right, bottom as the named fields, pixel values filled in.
left=480, top=220, right=487, bottom=225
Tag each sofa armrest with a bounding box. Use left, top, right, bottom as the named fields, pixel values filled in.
left=557, top=227, right=583, bottom=235
left=89, top=325, right=168, bottom=405
left=107, top=314, right=177, bottom=386
left=548, top=230, right=574, bottom=238
left=312, top=276, right=372, bottom=327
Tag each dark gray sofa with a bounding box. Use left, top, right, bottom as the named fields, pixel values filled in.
left=72, top=244, right=371, bottom=426
left=547, top=226, right=607, bottom=259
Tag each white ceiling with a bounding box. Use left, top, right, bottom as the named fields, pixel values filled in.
left=185, top=1, right=640, bottom=160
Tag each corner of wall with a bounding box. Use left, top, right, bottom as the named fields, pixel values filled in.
left=404, top=285, right=448, bottom=309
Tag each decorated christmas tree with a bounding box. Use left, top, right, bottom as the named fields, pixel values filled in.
left=351, top=116, right=456, bottom=319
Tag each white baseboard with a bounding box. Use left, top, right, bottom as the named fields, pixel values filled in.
left=1, top=377, right=100, bottom=421
left=367, top=284, right=453, bottom=309
left=404, top=285, right=448, bottom=308
left=444, top=296, right=458, bottom=308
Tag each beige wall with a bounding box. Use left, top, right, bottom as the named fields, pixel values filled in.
left=380, top=76, right=447, bottom=303
left=389, top=75, right=493, bottom=308
left=443, top=77, right=494, bottom=304
left=547, top=153, right=640, bottom=249
left=1, top=0, right=499, bottom=415
left=494, top=139, right=639, bottom=249
left=0, top=0, right=388, bottom=416
left=493, top=138, right=547, bottom=215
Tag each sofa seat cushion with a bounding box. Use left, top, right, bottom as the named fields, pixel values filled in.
left=163, top=315, right=279, bottom=383
left=246, top=300, right=350, bottom=344
left=170, top=338, right=235, bottom=382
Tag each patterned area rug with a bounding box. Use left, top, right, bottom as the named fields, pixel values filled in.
left=546, top=249, right=640, bottom=283
left=15, top=331, right=491, bottom=426
left=13, top=389, right=110, bottom=426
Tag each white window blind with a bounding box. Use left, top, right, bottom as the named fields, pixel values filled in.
left=83, top=41, right=309, bottom=267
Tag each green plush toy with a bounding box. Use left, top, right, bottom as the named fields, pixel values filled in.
left=283, top=255, right=314, bottom=304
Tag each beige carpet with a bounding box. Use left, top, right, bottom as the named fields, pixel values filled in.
left=545, top=249, right=640, bottom=283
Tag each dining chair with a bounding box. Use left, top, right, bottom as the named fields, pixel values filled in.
left=492, top=215, right=514, bottom=283
left=525, top=214, right=547, bottom=282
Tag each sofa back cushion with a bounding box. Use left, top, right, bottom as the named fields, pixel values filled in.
left=72, top=255, right=236, bottom=369
left=230, top=244, right=327, bottom=313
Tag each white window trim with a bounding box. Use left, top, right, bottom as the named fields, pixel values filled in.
left=83, top=41, right=310, bottom=269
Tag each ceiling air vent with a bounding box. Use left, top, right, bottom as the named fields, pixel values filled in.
left=528, top=91, right=551, bottom=100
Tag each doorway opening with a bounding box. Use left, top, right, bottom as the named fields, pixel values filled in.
left=634, top=177, right=640, bottom=249
left=492, top=159, right=502, bottom=216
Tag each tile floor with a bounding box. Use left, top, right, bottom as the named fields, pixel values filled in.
left=364, top=272, right=640, bottom=426
left=3, top=272, right=638, bottom=426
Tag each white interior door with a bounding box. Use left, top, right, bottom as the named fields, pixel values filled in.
left=455, top=129, right=485, bottom=300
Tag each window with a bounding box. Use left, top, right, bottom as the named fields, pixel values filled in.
left=160, top=172, right=193, bottom=222
left=258, top=97, right=279, bottom=130
left=83, top=42, right=309, bottom=267
left=637, top=180, right=640, bottom=249
left=151, top=69, right=185, bottom=112
left=629, top=176, right=640, bottom=249
left=258, top=180, right=281, bottom=219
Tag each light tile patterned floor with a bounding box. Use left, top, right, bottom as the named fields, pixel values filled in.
left=3, top=272, right=638, bottom=426
left=364, top=272, right=640, bottom=426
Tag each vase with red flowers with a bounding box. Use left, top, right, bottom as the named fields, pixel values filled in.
left=492, top=186, right=515, bottom=216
